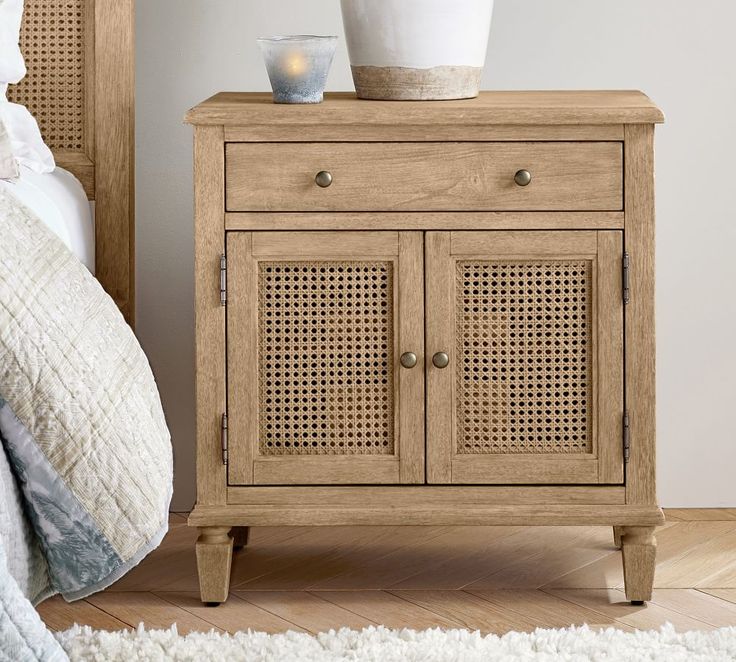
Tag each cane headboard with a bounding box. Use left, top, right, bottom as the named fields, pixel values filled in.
left=8, top=0, right=135, bottom=324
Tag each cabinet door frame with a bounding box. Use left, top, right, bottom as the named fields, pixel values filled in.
left=227, top=230, right=424, bottom=486
left=426, top=230, right=624, bottom=485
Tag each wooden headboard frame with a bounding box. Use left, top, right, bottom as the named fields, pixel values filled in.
left=8, top=0, right=135, bottom=324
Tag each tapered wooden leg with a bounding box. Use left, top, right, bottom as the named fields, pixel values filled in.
left=621, top=526, right=656, bottom=604
left=196, top=527, right=233, bottom=605
left=613, top=526, right=624, bottom=549
left=232, top=526, right=250, bottom=550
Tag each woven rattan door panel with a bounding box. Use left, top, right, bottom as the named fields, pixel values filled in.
left=227, top=231, right=424, bottom=485
left=426, top=230, right=624, bottom=484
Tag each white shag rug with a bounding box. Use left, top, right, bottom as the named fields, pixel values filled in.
left=55, top=623, right=736, bottom=661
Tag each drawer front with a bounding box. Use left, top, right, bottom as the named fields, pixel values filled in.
left=226, top=142, right=622, bottom=212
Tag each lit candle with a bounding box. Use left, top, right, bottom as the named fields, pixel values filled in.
left=258, top=36, right=338, bottom=104
left=284, top=51, right=308, bottom=77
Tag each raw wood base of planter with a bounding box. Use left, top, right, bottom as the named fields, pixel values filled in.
left=351, top=65, right=482, bottom=101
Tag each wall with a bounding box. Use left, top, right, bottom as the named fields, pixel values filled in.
left=136, top=0, right=736, bottom=510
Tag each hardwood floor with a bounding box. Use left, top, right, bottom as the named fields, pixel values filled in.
left=37, top=510, right=736, bottom=635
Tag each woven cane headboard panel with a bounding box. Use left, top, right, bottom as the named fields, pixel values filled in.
left=8, top=0, right=135, bottom=324
left=11, top=0, right=88, bottom=153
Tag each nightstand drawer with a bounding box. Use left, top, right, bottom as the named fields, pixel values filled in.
left=225, top=142, right=622, bottom=212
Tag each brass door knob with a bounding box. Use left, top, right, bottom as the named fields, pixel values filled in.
left=432, top=352, right=450, bottom=369
left=400, top=352, right=418, bottom=369
left=315, top=170, right=333, bottom=188
left=514, top=169, right=532, bottom=186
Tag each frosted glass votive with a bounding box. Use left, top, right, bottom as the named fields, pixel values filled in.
left=258, top=35, right=338, bottom=104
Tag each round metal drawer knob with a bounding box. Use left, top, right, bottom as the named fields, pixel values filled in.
left=514, top=169, right=532, bottom=187
left=400, top=352, right=418, bottom=369
left=432, top=352, right=450, bottom=369
left=315, top=170, right=333, bottom=188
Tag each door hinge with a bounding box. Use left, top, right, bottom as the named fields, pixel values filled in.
left=219, top=253, right=227, bottom=306
left=221, top=413, right=228, bottom=465
left=622, top=251, right=631, bottom=305
left=623, top=411, right=631, bottom=463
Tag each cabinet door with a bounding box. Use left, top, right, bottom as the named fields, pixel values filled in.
left=426, top=231, right=624, bottom=484
left=227, top=231, right=424, bottom=485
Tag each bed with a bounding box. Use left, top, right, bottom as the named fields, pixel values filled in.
left=7, top=0, right=134, bottom=325
left=1, top=3, right=170, bottom=657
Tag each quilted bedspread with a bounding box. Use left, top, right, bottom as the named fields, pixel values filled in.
left=0, top=187, right=173, bottom=604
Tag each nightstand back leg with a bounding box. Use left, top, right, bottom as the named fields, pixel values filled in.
left=232, top=526, right=250, bottom=550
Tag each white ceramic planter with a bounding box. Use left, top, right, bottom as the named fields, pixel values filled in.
left=340, top=0, right=494, bottom=100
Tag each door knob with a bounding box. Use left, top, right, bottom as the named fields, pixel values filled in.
left=432, top=352, right=450, bottom=369
left=315, top=170, right=333, bottom=188
left=400, top=352, right=418, bottom=369
left=514, top=169, right=532, bottom=186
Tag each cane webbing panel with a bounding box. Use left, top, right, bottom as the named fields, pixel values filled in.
left=258, top=261, right=395, bottom=456
left=455, top=260, right=592, bottom=455
left=10, top=0, right=87, bottom=151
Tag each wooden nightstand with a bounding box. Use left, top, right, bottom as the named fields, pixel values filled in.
left=186, top=91, right=664, bottom=605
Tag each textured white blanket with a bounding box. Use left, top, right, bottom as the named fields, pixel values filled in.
left=0, top=187, right=172, bottom=602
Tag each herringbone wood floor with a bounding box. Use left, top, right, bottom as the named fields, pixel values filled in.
left=38, top=510, right=736, bottom=634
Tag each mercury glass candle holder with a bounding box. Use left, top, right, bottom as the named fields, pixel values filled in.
left=258, top=35, right=338, bottom=104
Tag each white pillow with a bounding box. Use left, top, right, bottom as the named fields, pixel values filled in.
left=0, top=0, right=25, bottom=85
left=0, top=112, right=18, bottom=179
left=0, top=102, right=54, bottom=174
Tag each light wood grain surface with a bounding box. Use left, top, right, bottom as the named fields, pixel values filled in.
left=425, top=232, right=454, bottom=484
left=624, top=124, right=657, bottom=506
left=187, top=504, right=664, bottom=527
left=225, top=211, right=625, bottom=232
left=196, top=527, right=234, bottom=603
left=225, top=142, right=623, bottom=212
left=186, top=91, right=664, bottom=126
left=224, top=232, right=257, bottom=485
left=596, top=231, right=625, bottom=483
left=93, top=0, right=135, bottom=324
left=39, top=510, right=736, bottom=635
left=224, top=486, right=626, bottom=506
left=223, top=123, right=625, bottom=142
left=193, top=126, right=227, bottom=504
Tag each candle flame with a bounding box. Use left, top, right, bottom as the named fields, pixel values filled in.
left=284, top=51, right=308, bottom=76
